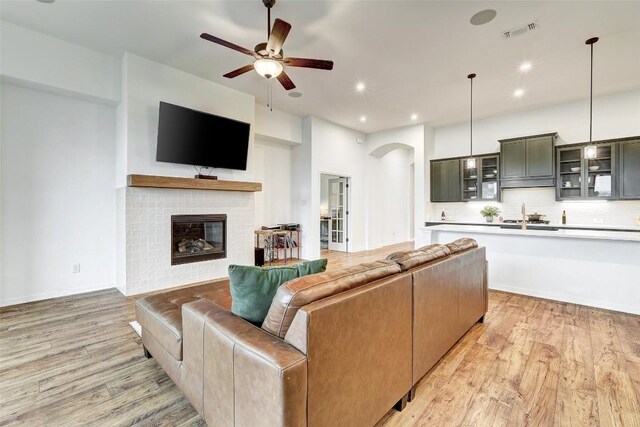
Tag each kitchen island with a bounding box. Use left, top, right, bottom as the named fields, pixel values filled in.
left=418, top=223, right=640, bottom=315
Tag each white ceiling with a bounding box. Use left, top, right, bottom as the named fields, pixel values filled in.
left=1, top=1, right=639, bottom=133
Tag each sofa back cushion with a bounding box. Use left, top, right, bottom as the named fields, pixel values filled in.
left=229, top=265, right=300, bottom=325
left=262, top=260, right=401, bottom=338
left=445, top=237, right=478, bottom=254
left=386, top=244, right=451, bottom=272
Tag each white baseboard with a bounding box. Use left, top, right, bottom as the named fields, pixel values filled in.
left=490, top=283, right=640, bottom=315
left=0, top=283, right=113, bottom=307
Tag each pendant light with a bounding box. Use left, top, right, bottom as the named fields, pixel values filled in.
left=465, top=73, right=477, bottom=169
left=584, top=37, right=599, bottom=159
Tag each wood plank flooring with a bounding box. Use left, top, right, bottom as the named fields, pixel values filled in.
left=1, top=242, right=639, bottom=426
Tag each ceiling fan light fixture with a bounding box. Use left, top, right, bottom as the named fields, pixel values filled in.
left=254, top=58, right=283, bottom=79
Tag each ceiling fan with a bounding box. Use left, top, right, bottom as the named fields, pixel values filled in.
left=200, top=0, right=333, bottom=91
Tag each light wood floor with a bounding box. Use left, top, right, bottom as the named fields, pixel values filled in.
left=1, top=242, right=639, bottom=426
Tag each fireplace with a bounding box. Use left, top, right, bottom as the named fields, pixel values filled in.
left=171, top=214, right=226, bottom=265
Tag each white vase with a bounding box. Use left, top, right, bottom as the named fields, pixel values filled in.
left=485, top=216, right=493, bottom=223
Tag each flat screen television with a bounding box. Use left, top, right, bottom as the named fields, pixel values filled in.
left=156, top=101, right=250, bottom=170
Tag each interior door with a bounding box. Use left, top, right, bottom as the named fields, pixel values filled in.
left=328, top=177, right=348, bottom=252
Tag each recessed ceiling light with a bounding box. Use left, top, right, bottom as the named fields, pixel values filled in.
left=355, top=82, right=366, bottom=92
left=410, top=114, right=418, bottom=121
left=359, top=115, right=367, bottom=123
left=513, top=88, right=525, bottom=98
left=470, top=9, right=497, bottom=26
left=519, top=62, right=532, bottom=72
left=288, top=91, right=302, bottom=98
left=36, top=0, right=55, bottom=3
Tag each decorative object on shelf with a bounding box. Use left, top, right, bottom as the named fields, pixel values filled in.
left=465, top=73, right=477, bottom=169
left=589, top=165, right=600, bottom=171
left=480, top=205, right=500, bottom=222
left=441, top=210, right=446, bottom=221
left=564, top=181, right=572, bottom=188
left=584, top=37, right=599, bottom=159
left=571, top=167, right=581, bottom=172
left=562, top=210, right=567, bottom=224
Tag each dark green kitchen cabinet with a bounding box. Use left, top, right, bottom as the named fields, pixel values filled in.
left=430, top=159, right=461, bottom=202
left=619, top=138, right=640, bottom=200
left=499, top=133, right=557, bottom=188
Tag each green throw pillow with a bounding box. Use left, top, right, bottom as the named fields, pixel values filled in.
left=297, top=258, right=328, bottom=276
left=229, top=265, right=299, bottom=325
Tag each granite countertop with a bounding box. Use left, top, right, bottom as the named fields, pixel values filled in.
left=421, top=223, right=640, bottom=242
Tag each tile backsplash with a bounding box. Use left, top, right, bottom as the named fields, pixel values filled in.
left=430, top=187, right=640, bottom=226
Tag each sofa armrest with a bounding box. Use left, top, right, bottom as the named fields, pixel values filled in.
left=200, top=301, right=307, bottom=427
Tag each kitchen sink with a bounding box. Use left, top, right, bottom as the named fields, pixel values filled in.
left=500, top=225, right=559, bottom=231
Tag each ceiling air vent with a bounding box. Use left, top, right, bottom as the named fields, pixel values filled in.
left=503, top=21, right=537, bottom=39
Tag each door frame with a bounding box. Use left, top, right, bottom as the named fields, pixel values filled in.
left=320, top=172, right=351, bottom=253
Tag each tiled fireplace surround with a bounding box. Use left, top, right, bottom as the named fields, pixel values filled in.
left=116, top=187, right=254, bottom=295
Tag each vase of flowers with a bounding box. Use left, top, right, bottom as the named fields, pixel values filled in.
left=480, top=206, right=500, bottom=223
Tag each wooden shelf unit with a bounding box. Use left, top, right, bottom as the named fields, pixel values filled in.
left=127, top=174, right=262, bottom=192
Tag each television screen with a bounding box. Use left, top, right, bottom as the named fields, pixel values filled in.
left=156, top=101, right=250, bottom=170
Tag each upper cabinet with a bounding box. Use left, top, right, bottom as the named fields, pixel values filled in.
left=431, top=153, right=500, bottom=203
left=618, top=139, right=640, bottom=200
left=555, top=136, right=639, bottom=201
left=499, top=133, right=557, bottom=188
left=430, top=158, right=461, bottom=202
left=556, top=143, right=616, bottom=200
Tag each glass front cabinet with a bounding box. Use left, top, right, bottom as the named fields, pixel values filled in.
left=462, top=154, right=501, bottom=202
left=556, top=143, right=616, bottom=200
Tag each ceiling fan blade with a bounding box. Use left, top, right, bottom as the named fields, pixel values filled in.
left=200, top=33, right=259, bottom=58
left=223, top=64, right=255, bottom=78
left=266, top=18, right=292, bottom=57
left=283, top=57, right=333, bottom=70
left=277, top=71, right=296, bottom=90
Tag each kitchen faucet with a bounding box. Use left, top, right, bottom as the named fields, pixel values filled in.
left=521, top=203, right=527, bottom=230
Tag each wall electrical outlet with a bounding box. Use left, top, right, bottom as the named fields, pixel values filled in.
left=72, top=264, right=81, bottom=273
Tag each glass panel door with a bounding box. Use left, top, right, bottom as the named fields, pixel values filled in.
left=557, top=147, right=583, bottom=199
left=480, top=156, right=499, bottom=200
left=585, top=144, right=614, bottom=199
left=328, top=177, right=348, bottom=252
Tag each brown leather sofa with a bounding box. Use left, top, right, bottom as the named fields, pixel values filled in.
left=135, top=238, right=487, bottom=426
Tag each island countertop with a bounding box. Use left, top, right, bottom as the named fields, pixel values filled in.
left=424, top=220, right=640, bottom=233
left=421, top=224, right=640, bottom=242
left=418, top=223, right=640, bottom=315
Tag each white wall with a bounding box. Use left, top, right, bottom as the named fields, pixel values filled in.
left=434, top=90, right=640, bottom=159
left=1, top=83, right=116, bottom=306
left=118, top=53, right=256, bottom=187
left=366, top=147, right=414, bottom=249
left=311, top=117, right=367, bottom=257
left=292, top=118, right=314, bottom=258
left=254, top=104, right=302, bottom=145
left=115, top=53, right=258, bottom=294
left=320, top=175, right=330, bottom=213
left=430, top=90, right=640, bottom=226
left=366, top=124, right=429, bottom=248
left=253, top=138, right=293, bottom=228
left=0, top=20, right=120, bottom=104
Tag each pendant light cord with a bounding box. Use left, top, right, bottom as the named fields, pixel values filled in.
left=589, top=41, right=593, bottom=143
left=585, top=37, right=598, bottom=143
left=468, top=73, right=476, bottom=157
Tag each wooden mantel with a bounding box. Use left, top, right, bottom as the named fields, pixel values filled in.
left=127, top=174, right=262, bottom=192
